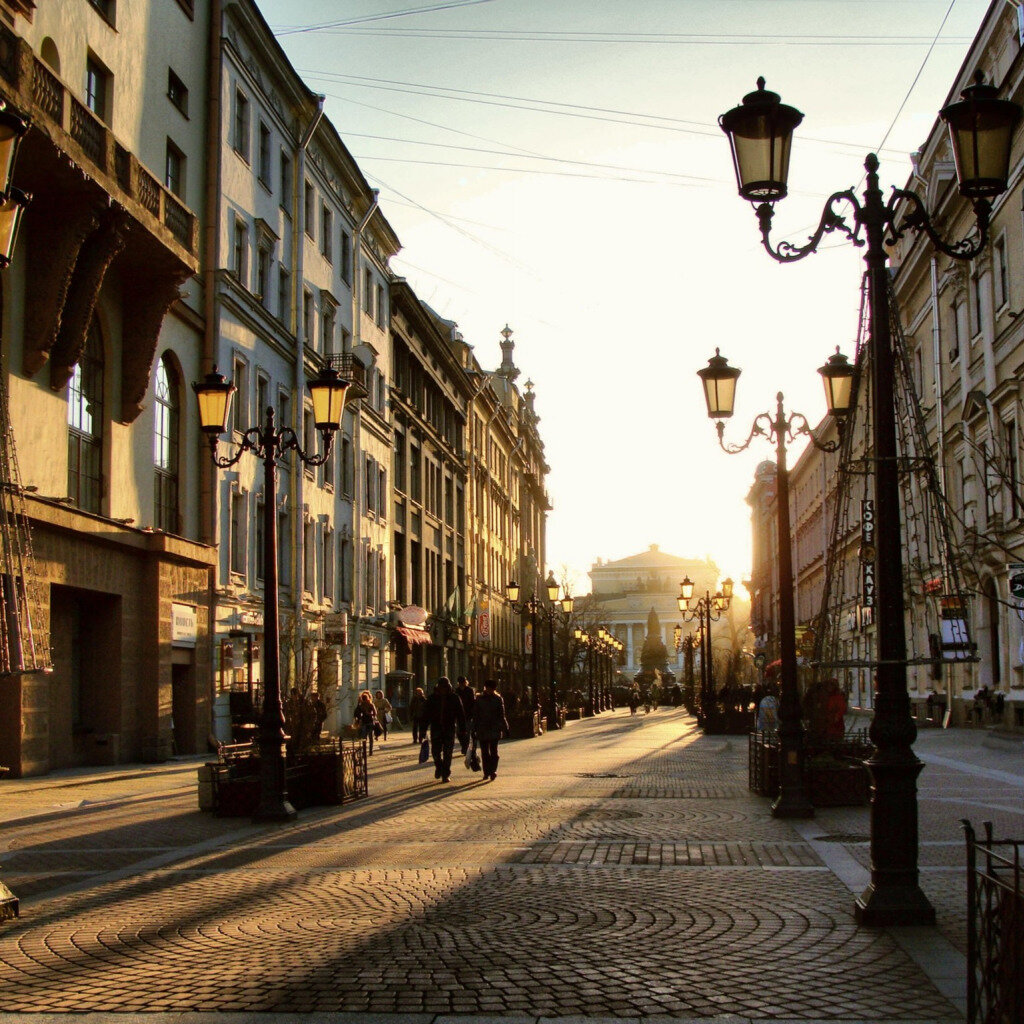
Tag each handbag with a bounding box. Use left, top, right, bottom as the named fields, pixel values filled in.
left=418, top=738, right=430, bottom=764
left=385, top=711, right=392, bottom=724
left=464, top=738, right=481, bottom=772
left=373, top=722, right=383, bottom=738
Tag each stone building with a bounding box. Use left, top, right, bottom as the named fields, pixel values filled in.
left=207, top=0, right=400, bottom=737
left=588, top=545, right=729, bottom=680
left=0, top=0, right=215, bottom=774
left=389, top=280, right=472, bottom=702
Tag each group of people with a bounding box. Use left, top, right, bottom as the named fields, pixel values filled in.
left=356, top=676, right=511, bottom=784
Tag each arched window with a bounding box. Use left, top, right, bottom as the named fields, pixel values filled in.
left=153, top=355, right=180, bottom=533
left=67, top=319, right=104, bottom=513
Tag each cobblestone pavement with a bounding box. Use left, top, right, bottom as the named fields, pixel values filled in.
left=0, top=709, right=1021, bottom=1022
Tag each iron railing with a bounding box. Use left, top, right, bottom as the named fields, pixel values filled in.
left=963, top=820, right=1023, bottom=1024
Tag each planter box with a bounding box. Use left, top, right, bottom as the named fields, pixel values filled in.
left=202, top=742, right=368, bottom=817
left=510, top=712, right=543, bottom=738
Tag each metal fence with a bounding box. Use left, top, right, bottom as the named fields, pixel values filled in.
left=963, top=820, right=1023, bottom=1024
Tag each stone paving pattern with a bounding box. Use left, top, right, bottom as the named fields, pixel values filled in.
left=0, top=708, right=1021, bottom=1020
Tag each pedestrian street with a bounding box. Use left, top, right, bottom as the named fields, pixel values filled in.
left=2, top=708, right=1017, bottom=1022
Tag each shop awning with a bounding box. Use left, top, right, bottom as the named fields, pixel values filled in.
left=396, top=625, right=431, bottom=646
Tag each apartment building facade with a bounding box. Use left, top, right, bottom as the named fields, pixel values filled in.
left=0, top=0, right=215, bottom=775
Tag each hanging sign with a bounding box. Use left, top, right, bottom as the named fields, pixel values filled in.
left=476, top=595, right=490, bottom=641
left=1008, top=563, right=1024, bottom=600
left=524, top=621, right=533, bottom=655
left=861, top=499, right=876, bottom=608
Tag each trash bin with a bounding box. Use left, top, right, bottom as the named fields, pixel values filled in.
left=87, top=733, right=119, bottom=766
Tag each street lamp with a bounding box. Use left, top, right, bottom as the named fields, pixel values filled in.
left=678, top=578, right=732, bottom=728
left=506, top=578, right=540, bottom=712
left=193, top=364, right=349, bottom=822
left=698, top=349, right=854, bottom=818
left=719, top=71, right=1019, bottom=925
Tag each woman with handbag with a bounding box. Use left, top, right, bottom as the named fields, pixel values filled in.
left=373, top=689, right=393, bottom=742
left=472, top=679, right=510, bottom=781
left=353, top=690, right=379, bottom=755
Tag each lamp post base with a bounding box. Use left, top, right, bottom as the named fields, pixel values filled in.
left=855, top=883, right=936, bottom=927
left=253, top=743, right=297, bottom=824
left=771, top=792, right=814, bottom=819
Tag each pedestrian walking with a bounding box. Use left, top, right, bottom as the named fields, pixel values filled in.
left=353, top=690, right=379, bottom=755
left=409, top=686, right=427, bottom=744
left=472, top=678, right=510, bottom=781
left=373, top=689, right=393, bottom=742
left=456, top=676, right=476, bottom=753
left=628, top=685, right=640, bottom=715
left=423, top=676, right=467, bottom=782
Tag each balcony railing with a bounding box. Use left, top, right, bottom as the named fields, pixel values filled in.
left=0, top=24, right=198, bottom=262
left=327, top=352, right=368, bottom=400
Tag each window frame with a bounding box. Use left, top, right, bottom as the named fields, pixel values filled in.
left=167, top=68, right=189, bottom=117
left=232, top=87, right=250, bottom=161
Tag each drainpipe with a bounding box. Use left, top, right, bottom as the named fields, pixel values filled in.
left=290, top=95, right=325, bottom=688
left=200, top=0, right=223, bottom=728
left=200, top=0, right=223, bottom=548
left=350, top=190, right=379, bottom=691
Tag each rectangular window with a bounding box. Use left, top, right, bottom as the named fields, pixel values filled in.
left=365, top=456, right=376, bottom=514
left=410, top=445, right=421, bottom=503
left=324, top=529, right=335, bottom=603
left=232, top=219, right=248, bottom=285
left=256, top=246, right=270, bottom=305
left=304, top=521, right=315, bottom=593
left=258, top=122, right=272, bottom=186
left=321, top=205, right=332, bottom=261
left=278, top=388, right=291, bottom=433
left=376, top=283, right=385, bottom=326
left=972, top=270, right=983, bottom=336
left=304, top=181, right=315, bottom=239
left=339, top=538, right=351, bottom=602
left=85, top=54, right=112, bottom=123
left=378, top=467, right=387, bottom=519
left=232, top=358, right=247, bottom=434
left=280, top=152, right=292, bottom=210
left=1006, top=419, right=1020, bottom=520
left=167, top=68, right=188, bottom=116
left=340, top=230, right=351, bottom=284
left=340, top=326, right=351, bottom=355
left=303, top=288, right=314, bottom=345
left=394, top=433, right=406, bottom=494
left=321, top=305, right=335, bottom=354
left=278, top=265, right=291, bottom=324
left=363, top=267, right=373, bottom=314
left=256, top=374, right=269, bottom=426
left=233, top=88, right=249, bottom=160
left=165, top=139, right=185, bottom=197
left=230, top=491, right=247, bottom=576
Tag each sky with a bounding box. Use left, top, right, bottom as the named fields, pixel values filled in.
left=258, top=0, right=993, bottom=595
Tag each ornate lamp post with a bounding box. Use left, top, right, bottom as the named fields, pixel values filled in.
left=506, top=578, right=539, bottom=713
left=697, top=348, right=854, bottom=818
left=193, top=365, right=349, bottom=822
left=677, top=576, right=732, bottom=726
left=720, top=71, right=1019, bottom=923
left=575, top=628, right=595, bottom=716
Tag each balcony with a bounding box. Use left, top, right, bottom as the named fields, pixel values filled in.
left=0, top=25, right=198, bottom=267
left=327, top=352, right=368, bottom=401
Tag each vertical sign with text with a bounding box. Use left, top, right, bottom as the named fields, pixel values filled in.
left=861, top=499, right=876, bottom=608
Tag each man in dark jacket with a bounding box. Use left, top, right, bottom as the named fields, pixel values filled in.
left=472, top=679, right=510, bottom=781
left=456, top=676, right=476, bottom=753
left=423, top=677, right=467, bottom=782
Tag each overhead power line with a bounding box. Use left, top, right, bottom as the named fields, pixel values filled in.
left=303, top=71, right=910, bottom=158
left=274, top=0, right=495, bottom=36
